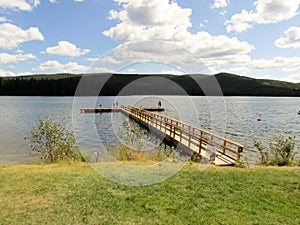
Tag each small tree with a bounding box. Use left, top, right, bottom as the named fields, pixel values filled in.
left=269, top=135, right=295, bottom=166
left=254, top=135, right=296, bottom=166
left=25, top=117, right=83, bottom=163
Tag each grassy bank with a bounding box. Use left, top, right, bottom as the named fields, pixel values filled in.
left=0, top=162, right=299, bottom=225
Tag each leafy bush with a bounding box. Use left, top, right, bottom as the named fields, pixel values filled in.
left=25, top=117, right=84, bottom=163
left=269, top=135, right=295, bottom=166
left=254, top=135, right=295, bottom=166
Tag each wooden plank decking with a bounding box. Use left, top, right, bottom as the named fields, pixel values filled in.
left=120, top=106, right=243, bottom=166
left=80, top=107, right=164, bottom=113
left=80, top=105, right=244, bottom=165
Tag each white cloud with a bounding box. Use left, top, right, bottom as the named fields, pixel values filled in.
left=16, top=49, right=24, bottom=53
left=0, top=23, right=44, bottom=50
left=104, top=0, right=192, bottom=42
left=45, top=41, right=90, bottom=57
left=33, top=60, right=114, bottom=73
left=219, top=10, right=227, bottom=16
left=33, top=60, right=89, bottom=73
left=0, top=0, right=56, bottom=11
left=224, top=66, right=251, bottom=75
left=226, top=0, right=300, bottom=33
left=74, top=0, right=85, bottom=2
left=92, top=67, right=116, bottom=73
left=87, top=56, right=120, bottom=64
left=160, top=69, right=184, bottom=75
left=103, top=0, right=254, bottom=67
left=126, top=68, right=137, bottom=73
left=252, top=57, right=300, bottom=71
left=282, top=73, right=300, bottom=83
left=0, top=52, right=36, bottom=64
left=0, top=0, right=40, bottom=11
left=202, top=66, right=219, bottom=75
left=0, top=69, right=16, bottom=76
left=212, top=0, right=229, bottom=9
left=275, top=26, right=300, bottom=48
left=33, top=0, right=40, bottom=7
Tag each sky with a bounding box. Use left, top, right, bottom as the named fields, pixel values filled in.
left=0, top=0, right=300, bottom=82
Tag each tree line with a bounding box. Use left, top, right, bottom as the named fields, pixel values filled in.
left=0, top=73, right=299, bottom=96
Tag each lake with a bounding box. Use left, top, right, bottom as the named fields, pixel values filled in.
left=0, top=96, right=299, bottom=165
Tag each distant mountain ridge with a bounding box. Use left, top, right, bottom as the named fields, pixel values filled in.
left=0, top=72, right=299, bottom=96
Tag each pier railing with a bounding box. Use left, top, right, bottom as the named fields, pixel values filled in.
left=121, top=106, right=243, bottom=164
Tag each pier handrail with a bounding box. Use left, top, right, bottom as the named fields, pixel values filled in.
left=121, top=105, right=243, bottom=162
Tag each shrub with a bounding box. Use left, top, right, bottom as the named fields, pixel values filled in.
left=25, top=117, right=84, bottom=163
left=254, top=135, right=295, bottom=166
left=269, top=135, right=295, bottom=166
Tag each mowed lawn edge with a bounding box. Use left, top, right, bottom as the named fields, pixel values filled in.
left=0, top=162, right=299, bottom=225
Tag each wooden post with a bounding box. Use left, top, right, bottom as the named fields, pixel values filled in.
left=180, top=123, right=183, bottom=142
left=199, top=131, right=203, bottom=153
left=223, top=140, right=226, bottom=154
left=188, top=126, right=192, bottom=148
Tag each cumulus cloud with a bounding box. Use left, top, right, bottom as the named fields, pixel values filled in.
left=0, top=0, right=58, bottom=11
left=0, top=69, right=16, bottom=77
left=0, top=52, right=36, bottom=64
left=224, top=66, right=251, bottom=75
left=212, top=0, right=229, bottom=9
left=282, top=73, right=300, bottom=83
left=33, top=0, right=40, bottom=7
left=275, top=26, right=300, bottom=48
left=226, top=0, right=300, bottom=33
left=252, top=57, right=300, bottom=71
left=33, top=60, right=114, bottom=73
left=87, top=56, right=120, bottom=64
left=33, top=60, right=89, bottom=73
left=0, top=0, right=39, bottom=11
left=104, top=0, right=192, bottom=41
left=0, top=23, right=44, bottom=50
left=103, top=0, right=254, bottom=67
left=45, top=41, right=90, bottom=57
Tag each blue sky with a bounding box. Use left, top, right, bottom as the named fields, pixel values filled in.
left=0, top=0, right=300, bottom=82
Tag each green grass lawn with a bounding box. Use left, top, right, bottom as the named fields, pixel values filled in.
left=0, top=162, right=299, bottom=225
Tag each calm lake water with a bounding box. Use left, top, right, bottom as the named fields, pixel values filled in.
left=0, top=96, right=299, bottom=165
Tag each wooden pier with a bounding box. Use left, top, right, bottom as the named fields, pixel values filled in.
left=81, top=105, right=244, bottom=165
left=80, top=107, right=164, bottom=113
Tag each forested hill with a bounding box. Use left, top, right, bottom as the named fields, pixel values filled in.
left=0, top=73, right=299, bottom=96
